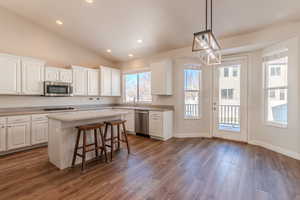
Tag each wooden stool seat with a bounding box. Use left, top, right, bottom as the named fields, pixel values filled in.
left=76, top=123, right=104, bottom=130
left=104, top=120, right=126, bottom=126
left=104, top=120, right=130, bottom=161
left=72, top=123, right=108, bottom=172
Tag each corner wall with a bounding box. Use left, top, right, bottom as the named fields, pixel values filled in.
left=120, top=21, right=300, bottom=159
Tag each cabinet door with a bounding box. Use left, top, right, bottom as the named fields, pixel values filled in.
left=111, top=68, right=121, bottom=96
left=7, top=122, right=31, bottom=150
left=149, top=111, right=163, bottom=137
left=60, top=69, right=73, bottom=83
left=124, top=110, right=135, bottom=132
left=100, top=66, right=112, bottom=96
left=31, top=121, right=48, bottom=145
left=87, top=69, right=99, bottom=96
left=151, top=60, right=172, bottom=95
left=0, top=54, right=21, bottom=94
left=21, top=58, right=45, bottom=95
left=72, top=68, right=87, bottom=96
left=45, top=67, right=60, bottom=82
left=0, top=125, right=6, bottom=152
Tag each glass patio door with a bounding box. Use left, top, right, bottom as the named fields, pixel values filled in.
left=212, top=58, right=248, bottom=142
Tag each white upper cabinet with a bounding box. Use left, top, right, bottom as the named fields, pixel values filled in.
left=111, top=68, right=121, bottom=96
left=87, top=69, right=99, bottom=96
left=45, top=67, right=60, bottom=82
left=21, top=57, right=45, bottom=95
left=60, top=69, right=73, bottom=83
left=100, top=66, right=112, bottom=96
left=0, top=54, right=21, bottom=95
left=100, top=66, right=121, bottom=96
left=72, top=66, right=88, bottom=96
left=45, top=67, right=72, bottom=83
left=151, top=59, right=173, bottom=95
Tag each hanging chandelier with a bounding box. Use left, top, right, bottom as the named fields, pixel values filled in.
left=192, top=0, right=221, bottom=65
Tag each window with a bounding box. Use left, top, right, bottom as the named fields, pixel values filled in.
left=263, top=50, right=288, bottom=126
left=232, top=68, right=238, bottom=77
left=124, top=71, right=151, bottom=103
left=224, top=68, right=229, bottom=77
left=221, top=88, right=234, bottom=99
left=270, top=67, right=281, bottom=76
left=269, top=89, right=276, bottom=98
left=184, top=69, right=201, bottom=119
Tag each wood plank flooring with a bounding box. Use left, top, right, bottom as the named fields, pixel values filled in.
left=1, top=135, right=300, bottom=200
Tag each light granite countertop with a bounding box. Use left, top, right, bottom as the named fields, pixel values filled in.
left=0, top=104, right=174, bottom=117
left=47, top=109, right=128, bottom=122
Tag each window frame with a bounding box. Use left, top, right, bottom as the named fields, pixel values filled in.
left=122, top=70, right=152, bottom=104
left=263, top=51, right=288, bottom=128
left=183, top=68, right=202, bottom=120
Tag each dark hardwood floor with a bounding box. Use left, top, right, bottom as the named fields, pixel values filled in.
left=1, top=135, right=300, bottom=200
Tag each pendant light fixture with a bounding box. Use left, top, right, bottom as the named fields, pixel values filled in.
left=192, top=0, right=221, bottom=65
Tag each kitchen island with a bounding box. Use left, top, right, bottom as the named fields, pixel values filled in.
left=47, top=109, right=128, bottom=170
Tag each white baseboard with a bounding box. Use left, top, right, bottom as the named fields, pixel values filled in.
left=174, top=132, right=211, bottom=138
left=248, top=140, right=300, bottom=160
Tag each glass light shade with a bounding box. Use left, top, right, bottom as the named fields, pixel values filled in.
left=199, top=50, right=222, bottom=65
left=192, top=30, right=220, bottom=52
left=192, top=30, right=222, bottom=65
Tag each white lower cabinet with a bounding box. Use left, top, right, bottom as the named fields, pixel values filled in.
left=31, top=120, right=48, bottom=145
left=149, top=111, right=173, bottom=141
left=124, top=110, right=135, bottom=133
left=0, top=123, right=6, bottom=152
left=7, top=121, right=31, bottom=150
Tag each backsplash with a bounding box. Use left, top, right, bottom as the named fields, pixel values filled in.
left=0, top=96, right=120, bottom=109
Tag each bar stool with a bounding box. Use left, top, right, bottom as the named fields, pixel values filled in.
left=71, top=123, right=107, bottom=172
left=104, top=120, right=130, bottom=161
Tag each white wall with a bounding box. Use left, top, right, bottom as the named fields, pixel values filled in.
left=248, top=39, right=300, bottom=158
left=121, top=55, right=212, bottom=138
left=120, top=21, right=300, bottom=159
left=0, top=6, right=114, bottom=68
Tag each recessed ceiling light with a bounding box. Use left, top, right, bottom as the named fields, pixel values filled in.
left=56, top=20, right=63, bottom=25
left=137, top=39, right=143, bottom=43
left=128, top=54, right=133, bottom=57
left=106, top=49, right=112, bottom=53
left=85, top=0, right=94, bottom=3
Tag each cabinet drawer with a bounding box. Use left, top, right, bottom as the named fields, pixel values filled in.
left=0, top=117, right=6, bottom=124
left=32, top=114, right=48, bottom=121
left=150, top=112, right=162, bottom=119
left=7, top=115, right=31, bottom=123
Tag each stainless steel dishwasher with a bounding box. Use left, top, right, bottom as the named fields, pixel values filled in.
left=135, top=110, right=149, bottom=137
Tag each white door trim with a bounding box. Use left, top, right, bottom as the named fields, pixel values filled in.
left=211, top=57, right=249, bottom=142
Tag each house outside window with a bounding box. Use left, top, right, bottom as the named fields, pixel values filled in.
left=221, top=89, right=234, bottom=99
left=263, top=50, right=288, bottom=127
left=224, top=68, right=229, bottom=77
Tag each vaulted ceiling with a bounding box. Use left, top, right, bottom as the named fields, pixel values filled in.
left=1, top=0, right=300, bottom=62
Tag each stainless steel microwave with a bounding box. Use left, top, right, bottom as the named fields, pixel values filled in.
left=43, top=81, right=73, bottom=97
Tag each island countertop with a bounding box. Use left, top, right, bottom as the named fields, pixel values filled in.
left=47, top=109, right=128, bottom=122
